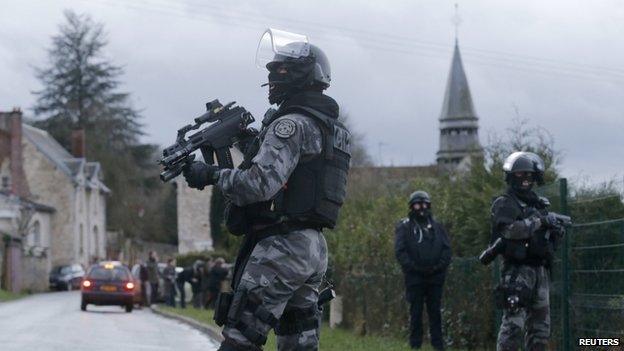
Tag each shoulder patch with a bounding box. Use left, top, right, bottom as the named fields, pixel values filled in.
left=273, top=118, right=297, bottom=138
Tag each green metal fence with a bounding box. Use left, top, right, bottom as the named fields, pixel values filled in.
left=532, top=179, right=624, bottom=350
left=333, top=178, right=624, bottom=349
left=566, top=218, right=624, bottom=349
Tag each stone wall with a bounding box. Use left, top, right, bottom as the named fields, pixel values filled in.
left=21, top=138, right=76, bottom=266
left=21, top=255, right=48, bottom=292
left=176, top=178, right=213, bottom=254
left=176, top=149, right=243, bottom=254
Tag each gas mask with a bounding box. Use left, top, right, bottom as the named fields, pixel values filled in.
left=411, top=202, right=431, bottom=219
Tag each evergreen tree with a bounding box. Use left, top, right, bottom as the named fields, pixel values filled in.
left=32, top=10, right=176, bottom=243
left=33, top=10, right=142, bottom=149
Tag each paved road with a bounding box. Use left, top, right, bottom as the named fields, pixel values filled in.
left=0, top=291, right=219, bottom=351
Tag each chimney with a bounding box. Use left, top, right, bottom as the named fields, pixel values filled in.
left=0, top=109, right=30, bottom=197
left=71, top=129, right=86, bottom=158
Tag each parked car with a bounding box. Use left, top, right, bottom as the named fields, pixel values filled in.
left=49, top=264, right=84, bottom=291
left=129, top=264, right=145, bottom=307
left=81, top=261, right=136, bottom=313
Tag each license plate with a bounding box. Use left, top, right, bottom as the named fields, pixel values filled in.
left=101, top=285, right=117, bottom=292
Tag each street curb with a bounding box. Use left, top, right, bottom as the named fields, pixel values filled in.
left=150, top=305, right=224, bottom=343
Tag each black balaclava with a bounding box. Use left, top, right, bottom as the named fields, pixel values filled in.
left=409, top=204, right=432, bottom=225
left=266, top=58, right=315, bottom=105
left=508, top=172, right=540, bottom=205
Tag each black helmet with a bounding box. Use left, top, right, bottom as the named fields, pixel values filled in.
left=267, top=43, right=331, bottom=88
left=503, top=151, right=545, bottom=185
left=408, top=190, right=431, bottom=207
left=256, top=28, right=331, bottom=104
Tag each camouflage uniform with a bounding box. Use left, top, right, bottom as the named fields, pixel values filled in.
left=497, top=265, right=550, bottom=351
left=216, top=114, right=327, bottom=351
left=218, top=114, right=322, bottom=206
left=491, top=190, right=553, bottom=351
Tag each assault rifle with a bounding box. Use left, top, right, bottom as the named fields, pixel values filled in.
left=479, top=211, right=572, bottom=266
left=159, top=100, right=255, bottom=182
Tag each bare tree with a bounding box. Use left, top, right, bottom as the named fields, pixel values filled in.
left=339, top=112, right=374, bottom=167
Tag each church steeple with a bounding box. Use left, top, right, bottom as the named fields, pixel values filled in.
left=436, top=41, right=482, bottom=171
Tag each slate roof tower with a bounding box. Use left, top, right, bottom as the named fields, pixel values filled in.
left=436, top=40, right=483, bottom=171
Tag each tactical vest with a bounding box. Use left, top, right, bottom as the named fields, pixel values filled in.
left=494, top=193, right=554, bottom=266
left=272, top=105, right=351, bottom=229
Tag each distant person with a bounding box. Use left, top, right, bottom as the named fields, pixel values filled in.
left=190, top=260, right=204, bottom=309
left=200, top=258, right=213, bottom=309
left=176, top=265, right=193, bottom=309
left=163, top=258, right=177, bottom=307
left=146, top=251, right=160, bottom=305
left=139, top=261, right=149, bottom=305
left=395, top=191, right=452, bottom=351
left=205, top=257, right=229, bottom=309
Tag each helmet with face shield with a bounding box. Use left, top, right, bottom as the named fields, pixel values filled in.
left=503, top=151, right=545, bottom=190
left=256, top=28, right=331, bottom=104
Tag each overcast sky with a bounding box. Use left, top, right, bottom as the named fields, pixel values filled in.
left=1, top=0, right=623, bottom=186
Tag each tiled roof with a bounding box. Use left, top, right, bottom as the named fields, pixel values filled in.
left=22, top=124, right=109, bottom=193
left=22, top=124, right=75, bottom=177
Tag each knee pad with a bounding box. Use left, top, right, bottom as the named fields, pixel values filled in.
left=227, top=289, right=279, bottom=346
left=275, top=306, right=320, bottom=336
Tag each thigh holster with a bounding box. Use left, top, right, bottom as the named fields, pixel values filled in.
left=495, top=267, right=534, bottom=314
left=226, top=289, right=279, bottom=346
left=275, top=307, right=320, bottom=336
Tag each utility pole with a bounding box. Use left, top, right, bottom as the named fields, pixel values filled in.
left=377, top=142, right=387, bottom=166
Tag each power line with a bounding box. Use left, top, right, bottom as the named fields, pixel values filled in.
left=87, top=0, right=624, bottom=84
left=163, top=0, right=624, bottom=76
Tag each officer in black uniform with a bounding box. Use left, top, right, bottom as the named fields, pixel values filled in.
left=484, top=151, right=564, bottom=351
left=183, top=29, right=351, bottom=351
left=394, top=191, right=452, bottom=351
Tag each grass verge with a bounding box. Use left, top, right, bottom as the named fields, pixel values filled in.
left=0, top=289, right=25, bottom=302
left=159, top=305, right=459, bottom=351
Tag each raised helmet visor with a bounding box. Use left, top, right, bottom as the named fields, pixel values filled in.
left=255, top=28, right=310, bottom=69
left=502, top=151, right=545, bottom=173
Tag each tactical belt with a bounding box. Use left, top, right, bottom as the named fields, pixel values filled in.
left=252, top=221, right=322, bottom=240
left=504, top=257, right=547, bottom=267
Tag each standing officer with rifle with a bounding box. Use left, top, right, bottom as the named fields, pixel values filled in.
left=173, top=29, right=350, bottom=351
left=479, top=152, right=570, bottom=351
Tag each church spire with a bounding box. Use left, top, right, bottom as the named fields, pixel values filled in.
left=440, top=42, right=476, bottom=121
left=436, top=38, right=482, bottom=171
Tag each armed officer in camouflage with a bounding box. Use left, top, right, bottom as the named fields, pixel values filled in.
left=485, top=152, right=563, bottom=351
left=183, top=29, right=351, bottom=351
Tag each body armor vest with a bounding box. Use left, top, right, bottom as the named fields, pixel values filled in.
left=494, top=193, right=554, bottom=266
left=272, top=105, right=351, bottom=229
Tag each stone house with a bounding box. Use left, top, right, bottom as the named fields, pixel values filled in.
left=0, top=109, right=109, bottom=293
left=21, top=124, right=109, bottom=268
left=0, top=110, right=54, bottom=292
left=0, top=191, right=55, bottom=292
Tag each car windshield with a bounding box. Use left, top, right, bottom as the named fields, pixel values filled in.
left=51, top=266, right=72, bottom=275
left=88, top=266, right=129, bottom=281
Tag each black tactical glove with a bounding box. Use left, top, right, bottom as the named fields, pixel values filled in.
left=183, top=161, right=219, bottom=190
left=539, top=212, right=559, bottom=229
